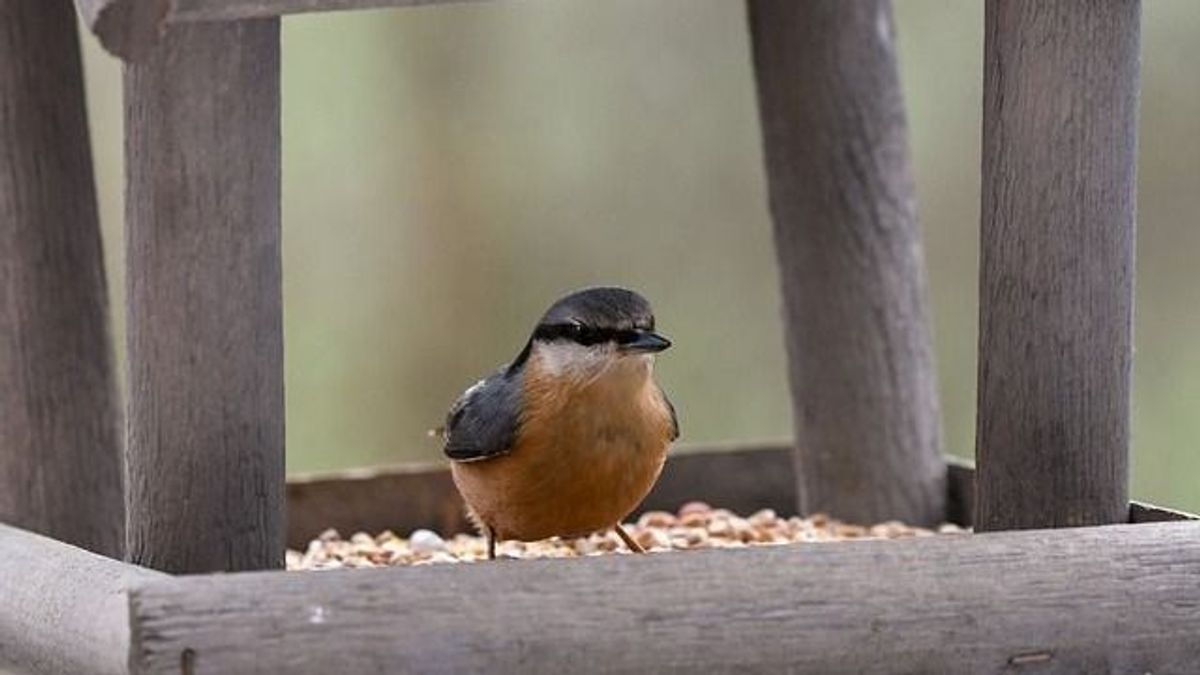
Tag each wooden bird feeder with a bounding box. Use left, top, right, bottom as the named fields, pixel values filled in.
left=3, top=1, right=1197, bottom=673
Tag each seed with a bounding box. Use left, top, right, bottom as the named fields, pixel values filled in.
left=678, top=501, right=712, bottom=518
left=409, top=529, right=447, bottom=554
left=287, top=506, right=966, bottom=570
left=748, top=509, right=777, bottom=527
left=638, top=511, right=677, bottom=528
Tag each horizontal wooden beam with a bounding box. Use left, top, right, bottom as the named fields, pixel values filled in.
left=286, top=442, right=801, bottom=548
left=286, top=443, right=1194, bottom=548
left=130, top=520, right=1200, bottom=673
left=171, top=0, right=485, bottom=21
left=0, top=524, right=166, bottom=675
left=74, top=0, right=485, bottom=60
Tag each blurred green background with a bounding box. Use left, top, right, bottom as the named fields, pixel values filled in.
left=78, top=1, right=1199, bottom=512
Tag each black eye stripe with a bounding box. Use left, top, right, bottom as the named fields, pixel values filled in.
left=534, top=323, right=641, bottom=346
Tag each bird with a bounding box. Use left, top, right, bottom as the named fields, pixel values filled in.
left=440, top=286, right=678, bottom=560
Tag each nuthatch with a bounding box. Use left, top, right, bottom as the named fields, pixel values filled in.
left=441, top=287, right=678, bottom=559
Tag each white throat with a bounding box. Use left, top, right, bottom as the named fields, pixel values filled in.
left=531, top=341, right=654, bottom=385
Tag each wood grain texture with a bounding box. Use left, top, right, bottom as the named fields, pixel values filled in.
left=73, top=0, right=171, bottom=61
left=286, top=443, right=801, bottom=548
left=747, top=0, right=945, bottom=527
left=976, top=0, right=1140, bottom=531
left=131, top=520, right=1200, bottom=674
left=170, top=0, right=485, bottom=22
left=0, top=0, right=124, bottom=558
left=125, top=19, right=284, bottom=573
left=74, top=0, right=483, bottom=60
left=0, top=523, right=166, bottom=675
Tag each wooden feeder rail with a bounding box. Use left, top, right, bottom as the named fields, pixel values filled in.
left=2, top=445, right=1198, bottom=675
left=75, top=0, right=484, bottom=60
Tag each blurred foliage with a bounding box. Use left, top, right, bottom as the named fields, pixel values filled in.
left=79, top=1, right=1199, bottom=512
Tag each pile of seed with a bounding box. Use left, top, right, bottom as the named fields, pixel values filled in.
left=287, top=501, right=969, bottom=570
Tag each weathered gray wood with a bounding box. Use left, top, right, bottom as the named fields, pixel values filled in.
left=976, top=1, right=1141, bottom=531
left=0, top=0, right=124, bottom=558
left=171, top=0, right=485, bottom=21
left=73, top=0, right=170, bottom=61
left=125, top=19, right=284, bottom=573
left=73, top=0, right=484, bottom=60
left=287, top=443, right=800, bottom=548
left=131, top=520, right=1200, bottom=674
left=288, top=460, right=468, bottom=548
left=0, top=523, right=166, bottom=675
left=747, top=0, right=945, bottom=527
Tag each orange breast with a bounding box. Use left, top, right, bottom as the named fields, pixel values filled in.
left=451, top=355, right=674, bottom=541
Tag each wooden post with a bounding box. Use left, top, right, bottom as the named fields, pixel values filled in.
left=747, top=1, right=945, bottom=526
left=0, top=0, right=124, bottom=557
left=125, top=19, right=284, bottom=572
left=976, top=1, right=1140, bottom=531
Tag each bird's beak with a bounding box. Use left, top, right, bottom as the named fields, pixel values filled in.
left=621, top=330, right=671, bottom=353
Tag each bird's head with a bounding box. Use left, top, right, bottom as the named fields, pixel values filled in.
left=511, top=287, right=671, bottom=381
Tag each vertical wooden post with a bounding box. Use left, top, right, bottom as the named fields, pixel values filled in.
left=976, top=1, right=1140, bottom=531
left=125, top=19, right=284, bottom=572
left=746, top=1, right=945, bottom=526
left=0, top=0, right=124, bottom=557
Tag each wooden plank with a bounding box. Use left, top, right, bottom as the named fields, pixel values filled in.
left=747, top=0, right=945, bottom=526
left=130, top=520, right=1200, bottom=674
left=125, top=19, right=285, bottom=573
left=171, top=0, right=486, bottom=22
left=288, top=461, right=468, bottom=548
left=286, top=443, right=799, bottom=548
left=0, top=0, right=124, bottom=557
left=0, top=524, right=166, bottom=675
left=976, top=1, right=1141, bottom=531
left=73, top=0, right=484, bottom=60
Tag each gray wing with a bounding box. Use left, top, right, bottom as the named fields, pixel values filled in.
left=662, top=387, right=680, bottom=441
left=442, top=369, right=523, bottom=463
